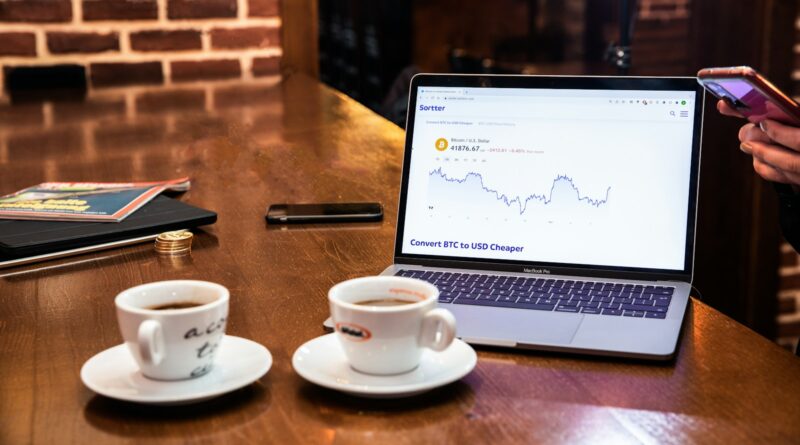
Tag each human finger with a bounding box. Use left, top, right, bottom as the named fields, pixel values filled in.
left=745, top=140, right=800, bottom=174
left=760, top=119, right=800, bottom=152
left=738, top=122, right=770, bottom=144
left=717, top=99, right=744, bottom=118
left=752, top=157, right=791, bottom=183
left=769, top=164, right=800, bottom=187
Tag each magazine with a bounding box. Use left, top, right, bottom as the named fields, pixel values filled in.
left=0, top=177, right=190, bottom=222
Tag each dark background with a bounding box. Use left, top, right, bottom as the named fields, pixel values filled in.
left=317, top=0, right=800, bottom=343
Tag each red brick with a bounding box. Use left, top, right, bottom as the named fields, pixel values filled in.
left=136, top=89, right=206, bottom=113
left=778, top=320, right=800, bottom=337
left=0, top=0, right=72, bottom=22
left=780, top=273, right=800, bottom=290
left=213, top=84, right=279, bottom=108
left=633, top=18, right=689, bottom=41
left=47, top=32, right=119, bottom=54
left=171, top=114, right=226, bottom=139
left=0, top=103, right=45, bottom=126
left=171, top=59, right=240, bottom=82
left=94, top=121, right=166, bottom=148
left=782, top=250, right=798, bottom=267
left=248, top=0, right=278, bottom=17
left=7, top=127, right=84, bottom=157
left=168, top=0, right=236, bottom=19
left=779, top=297, right=797, bottom=315
left=0, top=32, right=36, bottom=56
left=82, top=0, right=157, bottom=21
left=130, top=30, right=202, bottom=52
left=90, top=62, right=163, bottom=87
left=3, top=64, right=88, bottom=102
left=211, top=27, right=279, bottom=50
left=252, top=56, right=280, bottom=76
left=51, top=98, right=127, bottom=124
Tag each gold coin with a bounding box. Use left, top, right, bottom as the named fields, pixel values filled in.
left=155, top=245, right=190, bottom=250
left=155, top=249, right=191, bottom=255
left=155, top=241, right=192, bottom=247
left=156, top=248, right=190, bottom=254
left=157, top=230, right=193, bottom=242
left=154, top=230, right=193, bottom=255
left=155, top=241, right=191, bottom=247
left=156, top=240, right=189, bottom=246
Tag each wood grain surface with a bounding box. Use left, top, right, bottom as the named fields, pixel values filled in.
left=1, top=74, right=799, bottom=445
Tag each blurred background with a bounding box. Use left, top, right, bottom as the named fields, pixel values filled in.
left=1, top=0, right=799, bottom=351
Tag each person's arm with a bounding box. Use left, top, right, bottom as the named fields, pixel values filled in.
left=718, top=100, right=800, bottom=186
left=718, top=100, right=800, bottom=252
left=718, top=100, right=800, bottom=354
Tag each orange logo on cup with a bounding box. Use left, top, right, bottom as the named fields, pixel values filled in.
left=389, top=288, right=426, bottom=300
left=336, top=322, right=372, bottom=342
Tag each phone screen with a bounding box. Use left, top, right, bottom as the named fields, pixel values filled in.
left=277, top=203, right=381, bottom=216
left=266, top=203, right=383, bottom=223
left=704, top=78, right=796, bottom=124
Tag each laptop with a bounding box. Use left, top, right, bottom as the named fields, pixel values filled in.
left=380, top=74, right=704, bottom=360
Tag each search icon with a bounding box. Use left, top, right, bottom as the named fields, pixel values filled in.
left=669, top=110, right=676, bottom=117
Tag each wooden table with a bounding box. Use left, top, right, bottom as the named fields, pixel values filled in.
left=1, top=74, right=799, bottom=444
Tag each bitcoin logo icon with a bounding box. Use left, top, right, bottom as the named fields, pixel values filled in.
left=435, top=138, right=448, bottom=151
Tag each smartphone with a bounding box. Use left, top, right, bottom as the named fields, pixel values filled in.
left=697, top=66, right=800, bottom=125
left=265, top=202, right=383, bottom=224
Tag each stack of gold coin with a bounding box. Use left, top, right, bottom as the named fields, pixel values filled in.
left=154, top=230, right=193, bottom=255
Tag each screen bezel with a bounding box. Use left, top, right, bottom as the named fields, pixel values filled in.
left=393, top=74, right=704, bottom=282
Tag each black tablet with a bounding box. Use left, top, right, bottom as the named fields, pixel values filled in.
left=0, top=196, right=217, bottom=260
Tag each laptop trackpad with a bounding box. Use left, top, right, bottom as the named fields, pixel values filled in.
left=449, top=305, right=582, bottom=346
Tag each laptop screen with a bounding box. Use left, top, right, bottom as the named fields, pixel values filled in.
left=396, top=76, right=702, bottom=278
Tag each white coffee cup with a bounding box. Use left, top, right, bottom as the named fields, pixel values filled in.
left=115, top=280, right=229, bottom=381
left=328, top=276, right=457, bottom=375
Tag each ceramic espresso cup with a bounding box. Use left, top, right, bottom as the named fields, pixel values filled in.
left=328, top=276, right=457, bottom=375
left=115, top=280, right=229, bottom=380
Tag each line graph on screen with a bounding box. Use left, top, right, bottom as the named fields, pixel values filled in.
left=427, top=167, right=611, bottom=217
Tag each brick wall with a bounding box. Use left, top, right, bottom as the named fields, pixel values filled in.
left=0, top=75, right=284, bottom=171
left=631, top=0, right=690, bottom=76
left=776, top=9, right=800, bottom=352
left=778, top=242, right=800, bottom=350
left=0, top=0, right=281, bottom=97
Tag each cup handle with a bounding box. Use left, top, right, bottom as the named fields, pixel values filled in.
left=138, top=320, right=165, bottom=366
left=419, top=308, right=457, bottom=351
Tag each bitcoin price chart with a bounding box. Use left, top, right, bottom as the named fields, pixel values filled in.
left=401, top=87, right=697, bottom=270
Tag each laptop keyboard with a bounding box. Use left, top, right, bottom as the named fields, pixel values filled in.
left=394, top=269, right=673, bottom=319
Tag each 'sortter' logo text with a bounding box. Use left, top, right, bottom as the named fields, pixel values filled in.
left=419, top=104, right=445, bottom=111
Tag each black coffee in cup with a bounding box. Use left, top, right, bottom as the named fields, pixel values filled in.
left=354, top=298, right=416, bottom=307
left=147, top=301, right=204, bottom=310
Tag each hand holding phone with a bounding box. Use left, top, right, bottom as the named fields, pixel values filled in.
left=699, top=66, right=800, bottom=185
left=697, top=66, right=800, bottom=125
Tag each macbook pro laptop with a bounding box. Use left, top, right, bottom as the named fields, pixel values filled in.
left=379, top=74, right=704, bottom=360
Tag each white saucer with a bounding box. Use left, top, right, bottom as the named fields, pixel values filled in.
left=81, top=335, right=272, bottom=405
left=292, top=334, right=477, bottom=398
